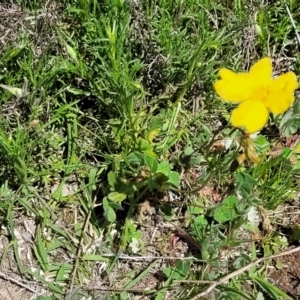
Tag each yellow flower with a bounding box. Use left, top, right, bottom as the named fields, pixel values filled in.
left=214, top=57, right=298, bottom=133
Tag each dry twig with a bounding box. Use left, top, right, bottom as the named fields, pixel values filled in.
left=70, top=184, right=101, bottom=290
left=98, top=254, right=201, bottom=261
left=190, top=246, right=300, bottom=300
left=0, top=271, right=36, bottom=293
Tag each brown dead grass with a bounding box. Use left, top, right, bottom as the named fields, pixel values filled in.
left=268, top=247, right=300, bottom=299
left=0, top=281, right=33, bottom=300
left=0, top=221, right=40, bottom=298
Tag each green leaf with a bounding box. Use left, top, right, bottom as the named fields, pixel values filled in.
left=88, top=168, right=97, bottom=195
left=82, top=254, right=107, bottom=261
left=291, top=226, right=300, bottom=240
left=155, top=161, right=170, bottom=185
left=256, top=292, right=264, bottom=300
left=255, top=24, right=263, bottom=37
left=183, top=146, right=194, bottom=156
left=103, top=197, right=116, bottom=222
left=138, top=138, right=154, bottom=152
left=120, top=291, right=130, bottom=300
left=155, top=293, right=164, bottom=300
left=156, top=161, right=170, bottom=177
left=254, top=135, right=269, bottom=153
left=121, top=219, right=142, bottom=249
left=167, top=171, right=180, bottom=187
left=219, top=286, right=252, bottom=300
left=275, top=259, right=284, bottom=269
left=252, top=276, right=292, bottom=300
left=175, top=260, right=189, bottom=278
left=108, top=171, right=117, bottom=188
left=3, top=45, right=26, bottom=62
left=193, top=215, right=208, bottom=227
left=148, top=115, right=165, bottom=130
left=144, top=153, right=158, bottom=172
left=213, top=196, right=238, bottom=223
left=109, top=202, right=123, bottom=211
left=188, top=205, right=203, bottom=215
left=74, top=223, right=82, bottom=237
left=124, top=260, right=157, bottom=289
left=293, top=101, right=300, bottom=114
left=127, top=151, right=144, bottom=166
left=109, top=119, right=123, bottom=144
left=163, top=261, right=189, bottom=280
left=159, top=203, right=174, bottom=220
left=66, top=87, right=90, bottom=95
left=36, top=226, right=48, bottom=271
left=47, top=240, right=65, bottom=252
left=235, top=172, right=256, bottom=197
left=108, top=191, right=127, bottom=202
left=148, top=176, right=158, bottom=190
left=56, top=265, right=66, bottom=282
left=64, top=42, right=78, bottom=62
left=279, top=108, right=300, bottom=137
left=179, top=146, right=196, bottom=167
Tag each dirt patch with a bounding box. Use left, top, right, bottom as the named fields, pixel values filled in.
left=0, top=224, right=38, bottom=299
left=0, top=280, right=33, bottom=300
left=266, top=201, right=300, bottom=299
left=268, top=247, right=300, bottom=299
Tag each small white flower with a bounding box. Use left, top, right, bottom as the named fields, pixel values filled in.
left=247, top=206, right=260, bottom=225
left=129, top=238, right=140, bottom=253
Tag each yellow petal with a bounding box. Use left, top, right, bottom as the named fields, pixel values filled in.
left=231, top=100, right=269, bottom=133
left=272, top=72, right=298, bottom=93
left=249, top=57, right=272, bottom=87
left=214, top=72, right=252, bottom=102
left=264, top=88, right=294, bottom=114
left=219, top=68, right=238, bottom=81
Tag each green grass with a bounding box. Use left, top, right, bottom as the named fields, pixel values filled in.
left=0, top=0, right=300, bottom=299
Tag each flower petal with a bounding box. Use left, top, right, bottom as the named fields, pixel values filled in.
left=231, top=100, right=269, bottom=133
left=249, top=57, right=272, bottom=87
left=272, top=72, right=298, bottom=93
left=264, top=88, right=295, bottom=114
left=214, top=71, right=252, bottom=102
left=219, top=68, right=237, bottom=81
